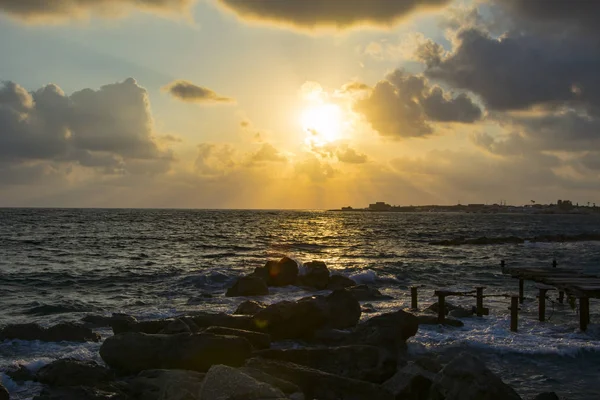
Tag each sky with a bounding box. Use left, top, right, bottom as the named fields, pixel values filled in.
left=1, top=0, right=599, bottom=209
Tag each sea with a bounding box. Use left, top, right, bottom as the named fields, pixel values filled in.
left=1, top=208, right=600, bottom=399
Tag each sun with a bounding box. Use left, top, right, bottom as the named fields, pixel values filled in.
left=301, top=103, right=344, bottom=147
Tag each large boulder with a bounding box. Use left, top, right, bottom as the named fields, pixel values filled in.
left=253, top=289, right=360, bottom=340
left=233, top=300, right=267, bottom=316
left=245, top=358, right=394, bottom=400
left=430, top=354, right=522, bottom=400
left=112, top=313, right=258, bottom=335
left=327, top=275, right=357, bottom=290
left=382, top=362, right=438, bottom=400
left=203, top=326, right=271, bottom=350
left=125, top=369, right=205, bottom=400
left=347, top=285, right=393, bottom=301
left=266, top=257, right=299, bottom=287
left=253, top=345, right=395, bottom=383
left=100, top=332, right=252, bottom=374
left=199, top=364, right=285, bottom=400
left=159, top=319, right=193, bottom=334
left=81, top=314, right=137, bottom=328
left=238, top=367, right=301, bottom=395
left=226, top=276, right=269, bottom=297
left=351, top=310, right=419, bottom=352
left=0, top=322, right=100, bottom=342
left=36, top=359, right=113, bottom=387
left=298, top=261, right=330, bottom=290
left=0, top=384, right=8, bottom=400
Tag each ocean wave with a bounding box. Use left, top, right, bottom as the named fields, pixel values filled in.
left=23, top=302, right=101, bottom=316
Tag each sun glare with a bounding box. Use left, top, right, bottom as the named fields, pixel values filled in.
left=301, top=103, right=344, bottom=147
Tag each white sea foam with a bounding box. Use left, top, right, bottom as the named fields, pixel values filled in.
left=350, top=270, right=378, bottom=284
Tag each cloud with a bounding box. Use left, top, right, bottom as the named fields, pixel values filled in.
left=336, top=146, right=367, bottom=164
left=353, top=69, right=481, bottom=139
left=0, top=78, right=172, bottom=182
left=251, top=143, right=287, bottom=163
left=0, top=0, right=195, bottom=23
left=164, top=80, right=235, bottom=104
left=216, top=0, right=451, bottom=31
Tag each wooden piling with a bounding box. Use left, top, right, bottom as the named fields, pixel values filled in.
left=552, top=259, right=558, bottom=268
left=500, top=260, right=506, bottom=272
left=580, top=297, right=590, bottom=331
left=411, top=287, right=418, bottom=310
left=511, top=296, right=519, bottom=332
left=538, top=288, right=547, bottom=322
left=519, top=279, right=524, bottom=304
left=476, top=287, right=484, bottom=317
left=437, top=294, right=446, bottom=324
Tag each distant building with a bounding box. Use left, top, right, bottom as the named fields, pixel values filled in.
left=369, top=202, right=392, bottom=211
left=341, top=206, right=353, bottom=211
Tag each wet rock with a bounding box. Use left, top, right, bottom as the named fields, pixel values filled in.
left=311, top=328, right=353, bottom=346
left=431, top=353, right=521, bottom=400
left=533, top=393, right=560, bottom=400
left=351, top=310, right=419, bottom=352
left=417, top=315, right=464, bottom=327
left=204, top=326, right=271, bottom=349
left=327, top=274, right=357, bottom=290
left=112, top=313, right=258, bottom=335
left=238, top=367, right=301, bottom=395
left=382, top=362, right=437, bottom=400
left=199, top=364, right=284, bottom=400
left=33, top=386, right=127, bottom=400
left=414, top=355, right=443, bottom=373
left=36, top=359, right=113, bottom=387
left=245, top=358, right=394, bottom=400
left=361, top=303, right=377, bottom=313
left=159, top=319, right=192, bottom=334
left=267, top=257, right=299, bottom=287
left=233, top=300, right=267, bottom=316
left=125, top=369, right=205, bottom=400
left=0, top=322, right=100, bottom=342
left=253, top=345, right=395, bottom=383
left=347, top=285, right=393, bottom=301
left=0, top=384, right=8, bottom=400
left=100, top=332, right=252, bottom=374
left=81, top=313, right=137, bottom=328
left=253, top=289, right=360, bottom=340
left=226, top=275, right=269, bottom=297
left=5, top=363, right=35, bottom=383
left=298, top=261, right=330, bottom=290
left=426, top=302, right=462, bottom=316
left=251, top=261, right=273, bottom=282
left=449, top=307, right=474, bottom=318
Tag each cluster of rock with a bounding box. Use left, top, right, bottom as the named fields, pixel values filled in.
left=430, top=233, right=600, bottom=246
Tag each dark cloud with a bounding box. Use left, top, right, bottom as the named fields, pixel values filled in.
left=216, top=0, right=451, bottom=31
left=0, top=0, right=194, bottom=22
left=164, top=80, right=234, bottom=104
left=336, top=146, right=367, bottom=164
left=354, top=69, right=481, bottom=139
left=0, top=78, right=171, bottom=181
left=340, top=82, right=371, bottom=93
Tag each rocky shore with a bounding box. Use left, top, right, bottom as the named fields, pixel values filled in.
left=0, top=257, right=560, bottom=400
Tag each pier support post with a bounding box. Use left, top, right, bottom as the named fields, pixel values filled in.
left=511, top=296, right=519, bottom=332
left=558, top=291, right=564, bottom=304
left=411, top=287, right=418, bottom=310
left=579, top=297, right=590, bottom=331
left=519, top=279, right=524, bottom=304
left=501, top=260, right=506, bottom=272
left=476, top=287, right=485, bottom=317
left=437, top=293, right=446, bottom=324
left=538, top=288, right=548, bottom=322
left=552, top=259, right=557, bottom=268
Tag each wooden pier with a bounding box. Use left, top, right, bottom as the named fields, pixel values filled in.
left=502, top=262, right=600, bottom=331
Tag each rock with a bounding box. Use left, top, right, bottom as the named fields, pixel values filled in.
left=233, top=300, right=267, bottom=316
left=361, top=303, right=377, bottom=313
left=199, top=364, right=285, bottom=400
left=0, top=322, right=100, bottom=342
left=33, top=386, right=127, bottom=400
left=253, top=289, right=360, bottom=340
left=81, top=313, right=137, bottom=328
left=245, top=358, right=394, bottom=400
left=266, top=257, right=299, bottom=287
left=417, top=315, right=464, bottom=327
left=448, top=307, right=474, bottom=318
left=125, top=369, right=205, bottom=400
left=347, top=285, right=393, bottom=301
left=238, top=367, right=301, bottom=395
left=226, top=276, right=269, bottom=297
left=431, top=353, right=522, bottom=400
left=0, top=384, right=8, bottom=400
left=533, top=393, right=560, bottom=400
left=298, top=261, right=330, bottom=290
left=253, top=345, right=395, bottom=383
left=414, top=355, right=443, bottom=373
left=113, top=313, right=258, bottom=335
left=351, top=310, right=419, bottom=352
left=382, top=362, right=437, bottom=400
left=36, top=359, right=113, bottom=387
left=204, top=326, right=271, bottom=349
left=5, top=363, right=35, bottom=383
left=311, top=328, right=353, bottom=346
left=100, top=332, right=252, bottom=374
left=160, top=319, right=192, bottom=334
left=251, top=262, right=273, bottom=282
left=426, top=302, right=462, bottom=316
left=327, top=274, right=357, bottom=290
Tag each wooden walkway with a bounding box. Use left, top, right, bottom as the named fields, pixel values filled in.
left=502, top=262, right=600, bottom=330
